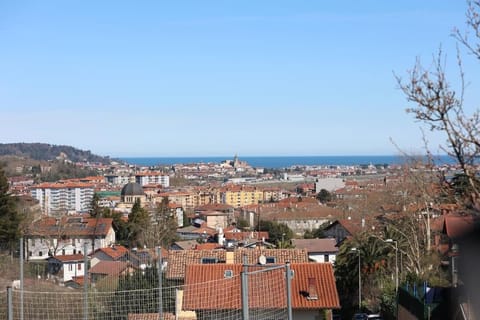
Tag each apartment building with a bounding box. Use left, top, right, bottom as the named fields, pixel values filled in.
left=217, top=185, right=263, bottom=208
left=135, top=171, right=170, bottom=188
left=30, top=182, right=95, bottom=215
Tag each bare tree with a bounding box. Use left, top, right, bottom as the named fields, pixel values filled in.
left=396, top=1, right=480, bottom=212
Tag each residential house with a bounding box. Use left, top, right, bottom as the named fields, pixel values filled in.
left=47, top=254, right=85, bottom=283
left=196, top=211, right=232, bottom=229
left=292, top=238, right=339, bottom=263
left=182, top=263, right=340, bottom=320
left=26, top=216, right=115, bottom=260
left=90, top=245, right=130, bottom=267
left=322, top=219, right=364, bottom=245
left=88, top=260, right=133, bottom=284
left=267, top=206, right=344, bottom=237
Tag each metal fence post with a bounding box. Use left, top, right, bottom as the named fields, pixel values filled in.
left=7, top=286, right=13, bottom=320
left=19, top=237, right=24, bottom=320
left=157, top=247, right=163, bottom=320
left=84, top=242, right=88, bottom=320
left=241, top=254, right=249, bottom=320
left=285, top=262, right=293, bottom=320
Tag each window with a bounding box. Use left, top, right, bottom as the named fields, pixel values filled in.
left=266, top=257, right=276, bottom=264
left=224, top=270, right=233, bottom=278
left=39, top=251, right=43, bottom=257
left=324, top=254, right=329, bottom=262
left=68, top=264, right=73, bottom=271
left=78, top=264, right=82, bottom=271
left=201, top=257, right=218, bottom=264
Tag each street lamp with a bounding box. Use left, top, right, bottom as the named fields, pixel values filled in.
left=385, top=239, right=398, bottom=293
left=350, top=247, right=361, bottom=309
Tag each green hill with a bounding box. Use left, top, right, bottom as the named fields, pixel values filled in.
left=0, top=143, right=111, bottom=164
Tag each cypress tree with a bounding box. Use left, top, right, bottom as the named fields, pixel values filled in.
left=0, top=167, right=21, bottom=253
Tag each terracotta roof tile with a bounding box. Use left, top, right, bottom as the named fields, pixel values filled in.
left=27, top=216, right=113, bottom=237
left=94, top=245, right=129, bottom=260
left=233, top=249, right=309, bottom=265
left=49, top=254, right=85, bottom=262
left=166, top=250, right=226, bottom=280
left=183, top=263, right=339, bottom=310
left=443, top=214, right=477, bottom=239
left=292, top=239, right=338, bottom=253
left=89, top=261, right=130, bottom=276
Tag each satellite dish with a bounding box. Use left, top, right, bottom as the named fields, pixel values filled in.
left=258, top=254, right=267, bottom=265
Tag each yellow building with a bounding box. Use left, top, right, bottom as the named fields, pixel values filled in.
left=217, top=185, right=264, bottom=208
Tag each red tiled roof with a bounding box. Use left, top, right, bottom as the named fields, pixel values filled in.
left=27, top=216, right=113, bottom=237
left=195, top=243, right=224, bottom=250
left=195, top=203, right=234, bottom=212
left=166, top=249, right=309, bottom=280
left=31, top=182, right=95, bottom=189
left=224, top=231, right=269, bottom=241
left=89, top=261, right=130, bottom=276
left=166, top=250, right=227, bottom=280
left=292, top=238, right=338, bottom=253
left=49, top=254, right=84, bottom=262
left=443, top=214, right=476, bottom=239
left=183, top=263, right=339, bottom=310
left=233, top=249, right=309, bottom=265
left=94, top=245, right=129, bottom=260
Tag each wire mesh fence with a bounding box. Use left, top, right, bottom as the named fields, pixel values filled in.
left=0, top=237, right=298, bottom=320
left=2, top=263, right=291, bottom=320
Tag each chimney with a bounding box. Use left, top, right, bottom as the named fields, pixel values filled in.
left=226, top=251, right=234, bottom=264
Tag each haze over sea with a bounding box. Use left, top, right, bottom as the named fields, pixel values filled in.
left=121, top=155, right=454, bottom=169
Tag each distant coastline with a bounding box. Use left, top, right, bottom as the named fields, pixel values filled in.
left=120, top=155, right=454, bottom=169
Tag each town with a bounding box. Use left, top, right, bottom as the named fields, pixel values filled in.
left=1, top=149, right=477, bottom=320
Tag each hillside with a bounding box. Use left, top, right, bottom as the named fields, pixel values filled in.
left=0, top=143, right=111, bottom=164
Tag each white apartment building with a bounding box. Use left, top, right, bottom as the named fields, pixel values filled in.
left=30, top=182, right=95, bottom=215
left=135, top=172, right=170, bottom=188
left=104, top=174, right=131, bottom=186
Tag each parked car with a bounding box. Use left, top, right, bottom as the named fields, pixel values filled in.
left=353, top=313, right=368, bottom=320
left=367, top=314, right=383, bottom=320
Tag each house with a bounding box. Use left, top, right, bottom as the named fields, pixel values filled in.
left=88, top=260, right=133, bottom=284
left=90, top=245, right=130, bottom=267
left=196, top=210, right=232, bottom=229
left=176, top=225, right=216, bottom=241
left=182, top=263, right=340, bottom=320
left=322, top=219, right=364, bottom=245
left=47, top=254, right=85, bottom=283
left=26, top=216, right=115, bottom=260
left=292, top=238, right=339, bottom=263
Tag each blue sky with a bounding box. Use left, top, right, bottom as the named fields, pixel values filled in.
left=0, top=1, right=478, bottom=157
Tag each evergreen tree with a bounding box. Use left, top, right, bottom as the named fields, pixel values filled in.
left=127, top=199, right=150, bottom=247
left=258, top=220, right=293, bottom=247
left=89, top=193, right=102, bottom=218
left=0, top=167, right=21, bottom=253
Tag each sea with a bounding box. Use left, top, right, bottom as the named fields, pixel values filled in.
left=120, top=155, right=455, bottom=169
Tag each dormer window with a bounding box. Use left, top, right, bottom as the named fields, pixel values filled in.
left=224, top=270, right=233, bottom=278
